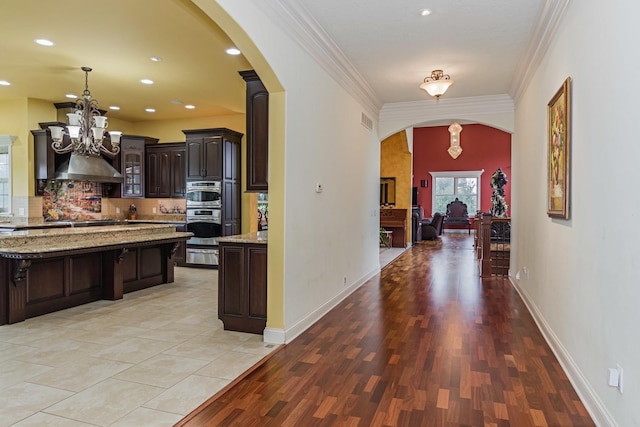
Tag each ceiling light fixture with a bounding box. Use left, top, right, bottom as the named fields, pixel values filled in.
left=65, top=94, right=77, bottom=99
left=149, top=56, right=162, bottom=62
left=34, top=39, right=55, bottom=46
left=145, top=108, right=156, bottom=113
left=49, top=67, right=121, bottom=157
left=109, top=106, right=120, bottom=110
left=226, top=47, right=241, bottom=55
left=420, top=9, right=431, bottom=16
left=185, top=105, right=195, bottom=109
left=419, top=69, right=454, bottom=100
left=140, top=78, right=154, bottom=85
left=0, top=80, right=10, bottom=86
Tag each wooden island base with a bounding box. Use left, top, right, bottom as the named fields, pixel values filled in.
left=0, top=224, right=191, bottom=325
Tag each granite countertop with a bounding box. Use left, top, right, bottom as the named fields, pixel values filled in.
left=217, top=231, right=268, bottom=245
left=0, top=219, right=186, bottom=230
left=0, top=223, right=192, bottom=254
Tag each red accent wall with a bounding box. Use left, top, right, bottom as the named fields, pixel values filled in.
left=413, top=124, right=511, bottom=216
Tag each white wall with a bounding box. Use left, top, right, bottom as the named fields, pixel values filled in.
left=512, top=1, right=640, bottom=425
left=212, top=0, right=382, bottom=340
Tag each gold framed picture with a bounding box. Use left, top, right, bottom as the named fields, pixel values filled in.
left=547, top=77, right=571, bottom=219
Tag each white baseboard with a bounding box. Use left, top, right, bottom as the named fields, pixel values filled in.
left=263, top=327, right=285, bottom=344
left=509, top=277, right=616, bottom=427
left=272, top=267, right=380, bottom=345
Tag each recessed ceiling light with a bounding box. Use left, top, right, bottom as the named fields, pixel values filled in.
left=0, top=80, right=10, bottom=86
left=185, top=105, right=196, bottom=109
left=109, top=106, right=120, bottom=110
left=34, top=39, right=55, bottom=46
left=140, top=79, right=154, bottom=85
left=226, top=47, right=241, bottom=55
left=145, top=108, right=156, bottom=113
left=420, top=9, right=432, bottom=16
left=149, top=56, right=162, bottom=62
left=170, top=100, right=183, bottom=105
left=65, top=93, right=77, bottom=99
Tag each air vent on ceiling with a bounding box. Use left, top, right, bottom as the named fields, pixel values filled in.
left=361, top=112, right=373, bottom=131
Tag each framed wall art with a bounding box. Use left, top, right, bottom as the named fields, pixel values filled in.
left=547, top=77, right=571, bottom=219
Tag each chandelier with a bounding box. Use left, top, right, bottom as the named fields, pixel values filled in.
left=419, top=69, right=454, bottom=100
left=49, top=67, right=121, bottom=157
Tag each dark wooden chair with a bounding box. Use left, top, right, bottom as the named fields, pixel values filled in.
left=445, top=198, right=471, bottom=234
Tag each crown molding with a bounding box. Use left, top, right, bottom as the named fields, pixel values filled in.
left=381, top=94, right=514, bottom=121
left=255, top=0, right=382, bottom=117
left=510, top=0, right=572, bottom=105
left=379, top=95, right=514, bottom=139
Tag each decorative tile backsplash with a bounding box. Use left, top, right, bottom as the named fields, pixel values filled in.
left=159, top=199, right=186, bottom=214
left=42, top=181, right=103, bottom=221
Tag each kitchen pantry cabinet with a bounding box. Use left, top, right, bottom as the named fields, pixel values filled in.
left=218, top=241, right=267, bottom=334
left=145, top=143, right=186, bottom=198
left=239, top=71, right=269, bottom=193
left=183, top=128, right=243, bottom=237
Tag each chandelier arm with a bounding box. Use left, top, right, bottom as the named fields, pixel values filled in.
left=51, top=141, right=76, bottom=154
left=100, top=144, right=120, bottom=156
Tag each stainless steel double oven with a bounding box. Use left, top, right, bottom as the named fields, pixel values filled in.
left=186, top=181, right=222, bottom=266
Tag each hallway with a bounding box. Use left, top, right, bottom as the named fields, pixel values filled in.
left=178, top=233, right=595, bottom=426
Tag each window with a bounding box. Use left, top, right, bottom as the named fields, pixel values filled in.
left=429, top=170, right=483, bottom=216
left=0, top=136, right=13, bottom=215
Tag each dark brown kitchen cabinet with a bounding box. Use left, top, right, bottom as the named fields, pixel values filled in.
left=218, top=242, right=267, bottom=334
left=174, top=223, right=187, bottom=265
left=240, top=70, right=269, bottom=192
left=145, top=143, right=186, bottom=198
left=185, top=133, right=221, bottom=180
left=183, top=128, right=243, bottom=241
left=184, top=128, right=242, bottom=181
left=120, top=135, right=158, bottom=198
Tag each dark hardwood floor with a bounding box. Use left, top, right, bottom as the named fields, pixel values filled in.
left=176, top=233, right=594, bottom=427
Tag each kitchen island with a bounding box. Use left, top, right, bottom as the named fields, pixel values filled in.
left=0, top=223, right=191, bottom=324
left=217, top=231, right=267, bottom=334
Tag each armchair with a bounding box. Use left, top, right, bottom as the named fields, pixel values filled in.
left=421, top=212, right=444, bottom=240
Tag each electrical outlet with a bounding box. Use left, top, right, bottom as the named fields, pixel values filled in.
left=18, top=208, right=25, bottom=216
left=152, top=207, right=157, bottom=214
left=116, top=207, right=120, bottom=214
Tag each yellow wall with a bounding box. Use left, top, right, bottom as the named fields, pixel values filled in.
left=380, top=131, right=413, bottom=244
left=132, top=114, right=245, bottom=142
left=0, top=99, right=39, bottom=197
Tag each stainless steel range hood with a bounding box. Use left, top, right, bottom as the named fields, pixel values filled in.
left=55, top=152, right=123, bottom=184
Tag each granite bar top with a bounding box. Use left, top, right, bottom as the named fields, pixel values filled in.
left=217, top=231, right=268, bottom=245
left=0, top=223, right=192, bottom=254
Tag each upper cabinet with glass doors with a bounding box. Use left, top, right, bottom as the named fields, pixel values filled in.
left=120, top=135, right=158, bottom=198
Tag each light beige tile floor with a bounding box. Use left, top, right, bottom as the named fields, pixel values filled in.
left=0, top=267, right=279, bottom=427
left=1, top=253, right=399, bottom=426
